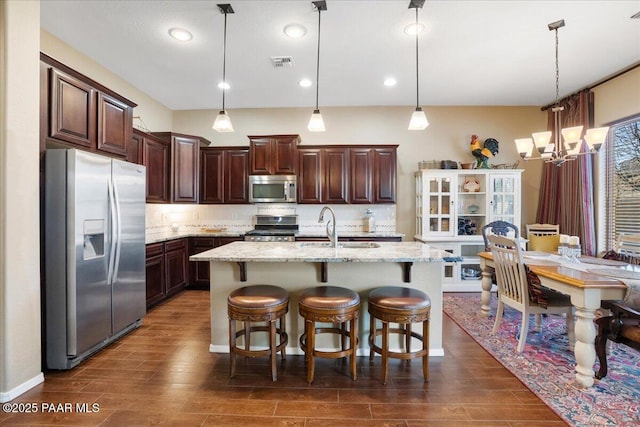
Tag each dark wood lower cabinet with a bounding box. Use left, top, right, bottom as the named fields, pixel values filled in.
left=188, top=236, right=243, bottom=289
left=145, top=239, right=187, bottom=309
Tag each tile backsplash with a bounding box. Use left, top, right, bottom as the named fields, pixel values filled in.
left=146, top=203, right=396, bottom=234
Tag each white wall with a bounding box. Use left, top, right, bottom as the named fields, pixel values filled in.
left=593, top=67, right=640, bottom=126
left=0, top=0, right=44, bottom=402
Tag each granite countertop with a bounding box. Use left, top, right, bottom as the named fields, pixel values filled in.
left=147, top=230, right=404, bottom=244
left=146, top=230, right=244, bottom=244
left=189, top=241, right=448, bottom=263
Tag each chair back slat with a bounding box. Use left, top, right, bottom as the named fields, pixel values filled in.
left=488, top=234, right=529, bottom=307
left=482, top=221, right=520, bottom=251
left=526, top=223, right=560, bottom=237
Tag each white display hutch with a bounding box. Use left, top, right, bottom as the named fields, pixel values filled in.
left=414, top=169, right=523, bottom=291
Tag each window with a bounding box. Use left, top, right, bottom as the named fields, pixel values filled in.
left=605, top=115, right=640, bottom=249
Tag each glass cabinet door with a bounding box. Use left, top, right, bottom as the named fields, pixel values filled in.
left=427, top=176, right=454, bottom=235
left=490, top=174, right=518, bottom=225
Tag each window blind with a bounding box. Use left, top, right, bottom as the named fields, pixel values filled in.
left=605, top=115, right=640, bottom=249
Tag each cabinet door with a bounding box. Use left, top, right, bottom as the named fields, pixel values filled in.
left=324, top=148, right=349, bottom=203
left=48, top=68, right=96, bottom=148
left=489, top=173, right=520, bottom=226
left=249, top=138, right=272, bottom=174
left=188, top=237, right=215, bottom=288
left=272, top=136, right=298, bottom=174
left=225, top=149, right=249, bottom=203
left=171, top=136, right=199, bottom=203
left=128, top=131, right=144, bottom=165
left=165, top=244, right=187, bottom=297
left=97, top=92, right=132, bottom=157
left=200, top=149, right=224, bottom=204
left=143, top=137, right=170, bottom=203
left=298, top=149, right=323, bottom=203
left=426, top=174, right=455, bottom=236
left=350, top=148, right=373, bottom=203
left=145, top=243, right=166, bottom=308
left=373, top=147, right=396, bottom=203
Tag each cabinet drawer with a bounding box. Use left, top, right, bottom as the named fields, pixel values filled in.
left=191, top=237, right=215, bottom=247
left=165, top=238, right=186, bottom=252
left=146, top=242, right=164, bottom=257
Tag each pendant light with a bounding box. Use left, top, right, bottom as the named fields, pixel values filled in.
left=515, top=19, right=609, bottom=165
left=408, top=0, right=428, bottom=130
left=213, top=3, right=234, bottom=132
left=308, top=1, right=327, bottom=132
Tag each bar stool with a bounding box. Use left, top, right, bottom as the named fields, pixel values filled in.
left=368, top=286, right=431, bottom=384
left=298, top=286, right=360, bottom=383
left=227, top=284, right=289, bottom=381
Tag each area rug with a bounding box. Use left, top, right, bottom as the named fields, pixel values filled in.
left=443, top=294, right=640, bottom=427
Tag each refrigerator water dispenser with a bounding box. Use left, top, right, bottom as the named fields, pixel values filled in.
left=83, top=219, right=104, bottom=259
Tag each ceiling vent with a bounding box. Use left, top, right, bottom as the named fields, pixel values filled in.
left=270, top=56, right=294, bottom=68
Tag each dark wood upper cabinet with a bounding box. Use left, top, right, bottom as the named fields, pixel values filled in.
left=298, top=147, right=349, bottom=204
left=153, top=132, right=210, bottom=204
left=373, top=147, right=397, bottom=203
left=48, top=68, right=96, bottom=148
left=128, top=129, right=144, bottom=165
left=200, top=147, right=249, bottom=204
left=350, top=148, right=374, bottom=204
left=142, top=132, right=170, bottom=203
left=97, top=92, right=132, bottom=157
left=41, top=53, right=136, bottom=157
left=249, top=134, right=300, bottom=175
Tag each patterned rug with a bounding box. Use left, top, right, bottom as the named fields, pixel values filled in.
left=443, top=294, right=640, bottom=427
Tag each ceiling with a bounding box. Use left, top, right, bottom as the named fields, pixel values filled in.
left=40, top=1, right=640, bottom=111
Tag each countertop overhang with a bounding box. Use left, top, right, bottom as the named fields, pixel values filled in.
left=189, top=241, right=447, bottom=263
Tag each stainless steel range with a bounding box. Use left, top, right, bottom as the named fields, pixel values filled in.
left=244, top=214, right=298, bottom=242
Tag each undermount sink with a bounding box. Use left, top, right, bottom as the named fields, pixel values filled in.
left=300, top=242, right=381, bottom=249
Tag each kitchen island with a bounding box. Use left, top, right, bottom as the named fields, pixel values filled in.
left=190, top=241, right=449, bottom=356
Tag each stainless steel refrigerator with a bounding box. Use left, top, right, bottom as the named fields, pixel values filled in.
left=45, top=149, right=146, bottom=369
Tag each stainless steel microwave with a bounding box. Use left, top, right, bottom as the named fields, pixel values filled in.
left=248, top=175, right=297, bottom=203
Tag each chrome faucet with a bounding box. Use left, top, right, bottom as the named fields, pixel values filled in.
left=318, top=206, right=338, bottom=248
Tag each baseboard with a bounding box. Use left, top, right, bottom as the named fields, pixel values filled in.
left=0, top=372, right=44, bottom=403
left=209, top=344, right=445, bottom=357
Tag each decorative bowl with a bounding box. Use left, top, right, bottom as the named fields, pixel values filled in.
left=468, top=204, right=479, bottom=214
left=461, top=268, right=481, bottom=280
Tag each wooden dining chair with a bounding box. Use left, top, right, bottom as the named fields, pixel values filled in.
left=488, top=234, right=575, bottom=353
left=482, top=221, right=520, bottom=251
left=526, top=223, right=560, bottom=237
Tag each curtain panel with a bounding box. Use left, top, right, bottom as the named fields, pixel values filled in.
left=535, top=90, right=597, bottom=256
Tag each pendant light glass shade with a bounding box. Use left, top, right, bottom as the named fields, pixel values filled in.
left=308, top=109, right=325, bottom=132
left=213, top=4, right=234, bottom=133
left=515, top=138, right=534, bottom=159
left=212, top=110, right=234, bottom=132
left=309, top=1, right=327, bottom=132
left=584, top=126, right=610, bottom=151
left=408, top=108, right=428, bottom=130
left=408, top=0, right=427, bottom=130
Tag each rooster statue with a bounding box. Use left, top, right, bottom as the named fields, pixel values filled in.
left=470, top=135, right=499, bottom=169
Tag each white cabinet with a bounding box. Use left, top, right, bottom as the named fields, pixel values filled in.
left=415, top=169, right=522, bottom=291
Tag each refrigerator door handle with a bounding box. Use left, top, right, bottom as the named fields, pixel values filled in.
left=112, top=177, right=122, bottom=284
left=107, top=180, right=117, bottom=285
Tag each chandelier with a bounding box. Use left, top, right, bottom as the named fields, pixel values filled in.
left=515, top=19, right=609, bottom=166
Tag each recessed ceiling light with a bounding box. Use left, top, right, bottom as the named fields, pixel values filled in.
left=218, top=82, right=230, bottom=90
left=284, top=23, right=307, bottom=38
left=299, top=78, right=313, bottom=88
left=404, top=22, right=425, bottom=35
left=383, top=77, right=397, bottom=87
left=168, top=27, right=193, bottom=42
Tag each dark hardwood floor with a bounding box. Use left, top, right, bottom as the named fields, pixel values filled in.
left=2, top=290, right=566, bottom=426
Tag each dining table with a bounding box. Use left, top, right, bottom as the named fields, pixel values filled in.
left=479, top=251, right=630, bottom=388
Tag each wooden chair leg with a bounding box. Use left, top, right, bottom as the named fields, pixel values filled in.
left=422, top=319, right=429, bottom=382
left=381, top=320, right=389, bottom=385
left=350, top=316, right=357, bottom=381
left=279, top=316, right=287, bottom=362
left=369, top=314, right=375, bottom=362
left=594, top=316, right=611, bottom=379
left=229, top=318, right=237, bottom=378
left=270, top=320, right=277, bottom=382
left=307, top=320, right=316, bottom=384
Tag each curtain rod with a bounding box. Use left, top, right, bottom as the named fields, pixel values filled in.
left=541, top=61, right=640, bottom=111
